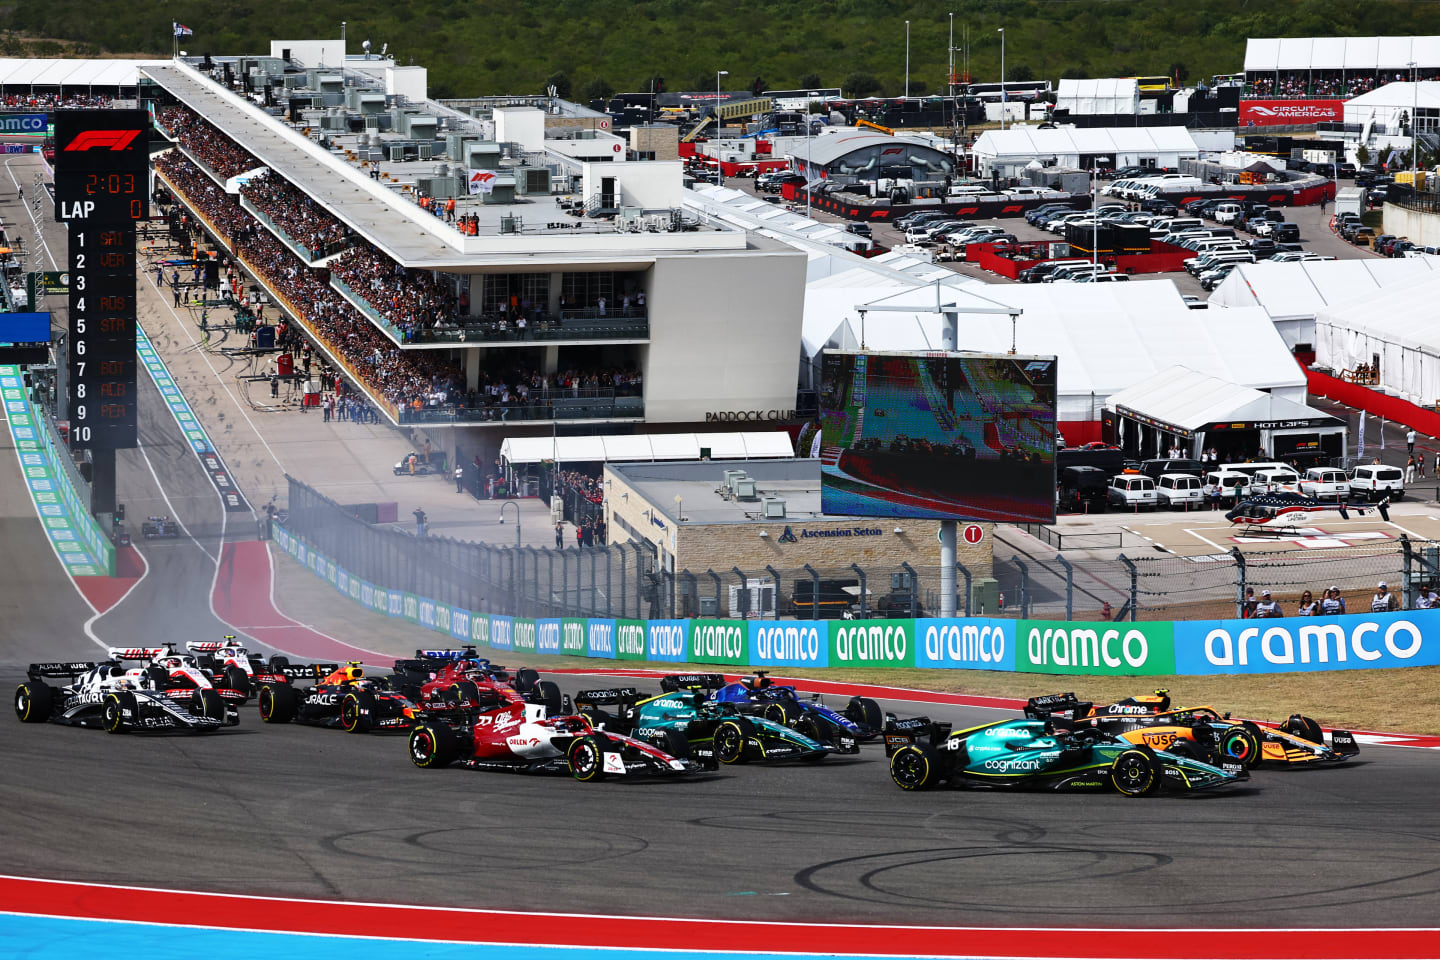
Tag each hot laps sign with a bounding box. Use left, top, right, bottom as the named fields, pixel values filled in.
left=1239, top=100, right=1344, bottom=127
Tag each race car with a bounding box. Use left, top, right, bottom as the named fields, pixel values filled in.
left=407, top=694, right=715, bottom=781
left=708, top=671, right=889, bottom=743
left=575, top=673, right=855, bottom=764
left=141, top=515, right=181, bottom=538
left=1024, top=691, right=1359, bottom=767
left=389, top=647, right=566, bottom=715
left=14, top=654, right=229, bottom=733
left=258, top=662, right=419, bottom=733
left=884, top=716, right=1249, bottom=795
left=186, top=636, right=291, bottom=697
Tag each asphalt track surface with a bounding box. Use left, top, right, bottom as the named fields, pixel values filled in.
left=3, top=158, right=1440, bottom=934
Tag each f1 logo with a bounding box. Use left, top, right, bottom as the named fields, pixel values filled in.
left=64, top=130, right=141, bottom=152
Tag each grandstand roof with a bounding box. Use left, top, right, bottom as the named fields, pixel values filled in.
left=500, top=432, right=793, bottom=465
left=1345, top=81, right=1440, bottom=111
left=1244, top=36, right=1440, bottom=72
left=0, top=58, right=169, bottom=88
left=970, top=126, right=1198, bottom=159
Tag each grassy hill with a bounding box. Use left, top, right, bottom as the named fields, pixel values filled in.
left=7, top=1, right=1440, bottom=101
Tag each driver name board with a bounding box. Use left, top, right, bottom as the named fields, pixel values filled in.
left=54, top=109, right=148, bottom=451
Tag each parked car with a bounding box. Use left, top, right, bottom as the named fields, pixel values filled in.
left=1349, top=464, right=1404, bottom=502
left=1075, top=272, right=1130, bottom=282
left=1270, top=222, right=1299, bottom=243
left=1139, top=458, right=1206, bottom=481
left=1204, top=469, right=1253, bottom=507
left=1059, top=465, right=1109, bottom=512
left=1107, top=474, right=1158, bottom=510
left=1299, top=467, right=1350, bottom=501
left=1018, top=259, right=1092, bottom=283
left=1156, top=473, right=1205, bottom=509
left=1352, top=227, right=1377, bottom=247
left=1251, top=467, right=1303, bottom=494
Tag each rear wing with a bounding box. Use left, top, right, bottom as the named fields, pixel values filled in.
left=265, top=662, right=340, bottom=682
left=186, top=641, right=226, bottom=654
left=106, top=647, right=165, bottom=662
left=882, top=716, right=951, bottom=756
left=27, top=661, right=98, bottom=680
left=415, top=646, right=481, bottom=660
left=1024, top=692, right=1092, bottom=720
left=659, top=673, right=726, bottom=693
left=574, top=687, right=641, bottom=707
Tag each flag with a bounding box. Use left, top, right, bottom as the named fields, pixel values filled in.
left=467, top=169, right=496, bottom=195
left=174, top=22, right=193, bottom=37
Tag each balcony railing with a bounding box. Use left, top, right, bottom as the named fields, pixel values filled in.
left=241, top=197, right=350, bottom=265
left=331, top=277, right=649, bottom=345
left=398, top=392, right=644, bottom=424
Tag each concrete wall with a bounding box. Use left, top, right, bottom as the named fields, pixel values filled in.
left=1384, top=202, right=1440, bottom=248
left=582, top=161, right=684, bottom=209
left=645, top=242, right=807, bottom=424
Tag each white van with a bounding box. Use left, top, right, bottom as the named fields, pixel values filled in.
left=1214, top=203, right=1243, bottom=225
left=1108, top=474, right=1158, bottom=510
left=1205, top=469, right=1254, bottom=506
left=1252, top=467, right=1303, bottom=494
left=1299, top=467, right=1349, bottom=500
left=1156, top=473, right=1204, bottom=509
left=1349, top=464, right=1405, bottom=501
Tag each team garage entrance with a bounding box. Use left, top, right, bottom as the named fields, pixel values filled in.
left=1102, top=366, right=1347, bottom=464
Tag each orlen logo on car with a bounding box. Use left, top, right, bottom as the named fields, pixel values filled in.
left=64, top=130, right=142, bottom=152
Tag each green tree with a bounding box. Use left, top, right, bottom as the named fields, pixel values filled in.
left=844, top=71, right=880, bottom=98
left=582, top=77, right=613, bottom=105
left=1356, top=144, right=1371, bottom=167
left=545, top=71, right=572, bottom=100
left=798, top=72, right=822, bottom=90
left=1008, top=65, right=1035, bottom=83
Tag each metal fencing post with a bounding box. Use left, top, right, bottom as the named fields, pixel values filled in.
left=957, top=561, right=972, bottom=615
left=733, top=567, right=749, bottom=618
left=1055, top=553, right=1074, bottom=620
left=680, top=570, right=698, bottom=618
left=547, top=549, right=557, bottom=617
left=604, top=547, right=613, bottom=617
left=560, top=545, right=569, bottom=616
left=901, top=561, right=918, bottom=617
left=589, top=547, right=599, bottom=618
left=1117, top=553, right=1138, bottom=621
left=1230, top=546, right=1246, bottom=619
left=804, top=563, right=821, bottom=619
left=707, top=569, right=723, bottom=618
left=1400, top=534, right=1414, bottom=610
left=765, top=565, right=784, bottom=620
left=851, top=563, right=869, bottom=619
left=1014, top=558, right=1029, bottom=618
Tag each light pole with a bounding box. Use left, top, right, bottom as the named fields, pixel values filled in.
left=1092, top=156, right=1110, bottom=268
left=905, top=20, right=911, bottom=100
left=498, top=500, right=521, bottom=547
left=997, top=27, right=1006, bottom=131
left=1411, top=61, right=1419, bottom=181
left=715, top=70, right=729, bottom=187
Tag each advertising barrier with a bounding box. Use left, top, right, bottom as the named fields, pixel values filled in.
left=1239, top=99, right=1344, bottom=127
left=272, top=523, right=1440, bottom=677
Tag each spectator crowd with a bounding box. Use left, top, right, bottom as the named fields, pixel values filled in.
left=160, top=103, right=263, bottom=179
left=241, top=174, right=350, bottom=260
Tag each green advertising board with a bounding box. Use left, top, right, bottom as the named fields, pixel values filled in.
left=1017, top=620, right=1175, bottom=675
left=615, top=619, right=647, bottom=661
left=689, top=619, right=749, bottom=665
left=828, top=619, right=914, bottom=668
left=513, top=618, right=537, bottom=653
left=561, top=618, right=587, bottom=655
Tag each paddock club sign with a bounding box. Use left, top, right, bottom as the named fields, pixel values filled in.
left=271, top=524, right=1440, bottom=676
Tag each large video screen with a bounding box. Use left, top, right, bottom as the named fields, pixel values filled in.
left=819, top=350, right=1058, bottom=523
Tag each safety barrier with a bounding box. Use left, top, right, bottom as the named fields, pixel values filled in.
left=272, top=522, right=1440, bottom=676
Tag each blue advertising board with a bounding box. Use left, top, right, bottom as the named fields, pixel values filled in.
left=915, top=618, right=1017, bottom=671
left=0, top=312, right=51, bottom=344
left=1173, top=610, right=1440, bottom=674
left=749, top=620, right=829, bottom=668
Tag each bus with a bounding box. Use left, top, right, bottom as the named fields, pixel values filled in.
left=965, top=80, right=1051, bottom=103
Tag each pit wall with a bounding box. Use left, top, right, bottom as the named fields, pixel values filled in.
left=274, top=524, right=1440, bottom=676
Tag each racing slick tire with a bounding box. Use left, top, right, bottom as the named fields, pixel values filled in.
left=1110, top=748, right=1161, bottom=797
left=890, top=743, right=942, bottom=790
left=513, top=668, right=540, bottom=695
left=191, top=688, right=226, bottom=727
left=568, top=734, right=609, bottom=781
left=408, top=720, right=459, bottom=769
left=794, top=713, right=824, bottom=744
left=649, top=728, right=691, bottom=760
left=102, top=692, right=137, bottom=734
left=846, top=696, right=884, bottom=732
left=1280, top=714, right=1325, bottom=745
left=258, top=682, right=299, bottom=723
left=535, top=680, right=564, bottom=717
left=714, top=716, right=755, bottom=764
left=14, top=681, right=55, bottom=723
left=1220, top=725, right=1262, bottom=768
left=222, top=666, right=251, bottom=699
left=340, top=689, right=376, bottom=733
left=761, top=701, right=798, bottom=726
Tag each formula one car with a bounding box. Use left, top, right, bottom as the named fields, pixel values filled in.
left=141, top=515, right=181, bottom=538
left=1024, top=691, right=1359, bottom=767
left=884, top=716, right=1249, bottom=795
left=258, top=662, right=419, bottom=733
left=708, top=671, right=889, bottom=743
left=14, top=652, right=231, bottom=733
left=389, top=647, right=566, bottom=716
left=576, top=674, right=855, bottom=764
left=186, top=636, right=291, bottom=697
left=407, top=693, right=715, bottom=781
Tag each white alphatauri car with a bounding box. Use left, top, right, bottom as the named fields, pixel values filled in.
left=14, top=646, right=235, bottom=733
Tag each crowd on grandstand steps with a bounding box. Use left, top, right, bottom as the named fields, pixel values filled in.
left=240, top=174, right=349, bottom=260
left=330, top=245, right=459, bottom=343
left=556, top=470, right=604, bottom=505
left=159, top=104, right=262, bottom=179
left=1245, top=72, right=1440, bottom=100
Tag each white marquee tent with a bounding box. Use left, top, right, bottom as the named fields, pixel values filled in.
left=0, top=58, right=169, bottom=89
left=801, top=277, right=1306, bottom=424
left=1314, top=273, right=1440, bottom=404
left=969, top=126, right=1199, bottom=175
left=1209, top=256, right=1440, bottom=348
left=1343, top=81, right=1440, bottom=130
left=1244, top=37, right=1440, bottom=73
left=1055, top=78, right=1140, bottom=116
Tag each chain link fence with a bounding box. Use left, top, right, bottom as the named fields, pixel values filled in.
left=282, top=476, right=1440, bottom=623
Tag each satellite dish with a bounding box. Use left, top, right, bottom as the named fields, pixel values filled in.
left=362, top=39, right=371, bottom=53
